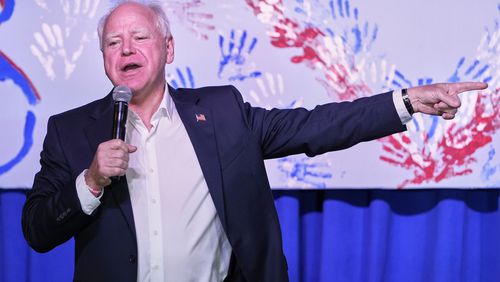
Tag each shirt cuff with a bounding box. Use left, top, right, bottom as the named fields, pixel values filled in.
left=392, top=89, right=413, bottom=125
left=76, top=169, right=103, bottom=215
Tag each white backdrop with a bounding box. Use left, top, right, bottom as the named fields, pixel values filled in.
left=0, top=0, right=499, bottom=189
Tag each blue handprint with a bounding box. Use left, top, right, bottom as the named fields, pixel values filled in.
left=330, top=0, right=378, bottom=53
left=293, top=0, right=378, bottom=54
left=481, top=146, right=500, bottom=184
left=278, top=157, right=333, bottom=188
left=448, top=57, right=492, bottom=83
left=218, top=29, right=262, bottom=81
left=376, top=67, right=414, bottom=94
left=292, top=0, right=331, bottom=27
left=168, top=66, right=195, bottom=89
left=330, top=0, right=351, bottom=19
left=388, top=69, right=413, bottom=89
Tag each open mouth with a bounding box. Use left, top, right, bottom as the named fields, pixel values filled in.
left=122, top=63, right=141, bottom=72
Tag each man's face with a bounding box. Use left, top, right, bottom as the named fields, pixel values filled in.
left=102, top=3, right=174, bottom=96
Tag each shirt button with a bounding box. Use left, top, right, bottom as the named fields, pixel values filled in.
left=153, top=230, right=158, bottom=236
left=149, top=168, right=154, bottom=173
left=151, top=198, right=157, bottom=204
left=153, top=265, right=159, bottom=270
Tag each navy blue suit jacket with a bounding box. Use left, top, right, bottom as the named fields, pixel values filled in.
left=22, top=85, right=406, bottom=281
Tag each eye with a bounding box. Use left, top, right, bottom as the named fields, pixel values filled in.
left=106, top=40, right=120, bottom=48
left=135, top=35, right=149, bottom=41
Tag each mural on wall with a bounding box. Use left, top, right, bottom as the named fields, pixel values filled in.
left=0, top=0, right=498, bottom=188
left=0, top=0, right=41, bottom=177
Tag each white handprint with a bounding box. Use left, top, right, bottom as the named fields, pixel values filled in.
left=60, top=0, right=100, bottom=30
left=30, top=23, right=62, bottom=80
left=248, top=72, right=303, bottom=109
left=31, top=0, right=101, bottom=79
left=30, top=22, right=86, bottom=79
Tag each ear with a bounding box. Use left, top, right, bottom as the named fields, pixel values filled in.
left=166, top=37, right=174, bottom=64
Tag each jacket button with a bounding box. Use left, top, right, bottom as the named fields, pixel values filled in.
left=129, top=255, right=137, bottom=264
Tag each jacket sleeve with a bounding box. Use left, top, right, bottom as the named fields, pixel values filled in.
left=230, top=86, right=407, bottom=159
left=22, top=116, right=93, bottom=253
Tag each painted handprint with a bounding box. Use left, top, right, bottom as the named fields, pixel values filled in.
left=449, top=57, right=492, bottom=84
left=245, top=0, right=372, bottom=101
left=31, top=0, right=101, bottom=79
left=291, top=0, right=331, bottom=27
left=34, top=0, right=100, bottom=22
left=163, top=0, right=215, bottom=40
left=481, top=146, right=500, bottom=185
left=379, top=50, right=500, bottom=188
left=247, top=72, right=302, bottom=109
left=60, top=0, right=100, bottom=29
left=30, top=23, right=79, bottom=79
left=379, top=86, right=499, bottom=188
left=218, top=29, right=262, bottom=81
left=167, top=66, right=196, bottom=89
left=352, top=56, right=413, bottom=94
left=277, top=156, right=333, bottom=188
left=330, top=0, right=378, bottom=54
left=246, top=0, right=500, bottom=187
left=379, top=55, right=498, bottom=188
left=292, top=0, right=378, bottom=54
left=246, top=72, right=333, bottom=186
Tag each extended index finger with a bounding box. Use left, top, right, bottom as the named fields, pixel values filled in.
left=449, top=81, right=488, bottom=94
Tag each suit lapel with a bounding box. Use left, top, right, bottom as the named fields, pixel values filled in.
left=83, top=93, right=136, bottom=239
left=83, top=94, right=113, bottom=155
left=170, top=86, right=227, bottom=228
left=81, top=86, right=227, bottom=240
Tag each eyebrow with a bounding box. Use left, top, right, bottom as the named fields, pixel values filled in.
left=131, top=27, right=150, bottom=34
left=104, top=27, right=151, bottom=41
left=104, top=32, right=120, bottom=41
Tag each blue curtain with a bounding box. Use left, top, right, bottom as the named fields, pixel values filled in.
left=1, top=189, right=500, bottom=282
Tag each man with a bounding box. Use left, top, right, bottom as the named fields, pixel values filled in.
left=21, top=1, right=487, bottom=282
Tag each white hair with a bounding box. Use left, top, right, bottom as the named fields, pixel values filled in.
left=97, top=0, right=172, bottom=50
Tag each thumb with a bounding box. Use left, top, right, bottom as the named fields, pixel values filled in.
left=128, top=144, right=138, bottom=153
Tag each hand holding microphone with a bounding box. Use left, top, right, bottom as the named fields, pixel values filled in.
left=84, top=86, right=137, bottom=194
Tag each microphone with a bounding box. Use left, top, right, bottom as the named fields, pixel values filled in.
left=111, top=85, right=132, bottom=140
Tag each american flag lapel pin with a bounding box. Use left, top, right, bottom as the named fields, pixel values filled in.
left=195, top=113, right=206, bottom=122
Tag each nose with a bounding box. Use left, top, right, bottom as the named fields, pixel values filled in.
left=122, top=39, right=136, bottom=56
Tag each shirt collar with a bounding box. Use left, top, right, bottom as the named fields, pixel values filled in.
left=128, top=85, right=174, bottom=122
left=159, top=85, right=174, bottom=120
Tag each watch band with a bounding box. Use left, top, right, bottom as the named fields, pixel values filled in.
left=402, top=88, right=414, bottom=115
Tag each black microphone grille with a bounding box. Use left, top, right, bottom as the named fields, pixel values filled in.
left=112, top=85, right=132, bottom=102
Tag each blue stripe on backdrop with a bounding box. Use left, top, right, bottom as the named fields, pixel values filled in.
left=1, top=189, right=500, bottom=282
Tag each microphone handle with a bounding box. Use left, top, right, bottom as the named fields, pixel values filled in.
left=112, top=101, right=128, bottom=140
left=111, top=101, right=128, bottom=182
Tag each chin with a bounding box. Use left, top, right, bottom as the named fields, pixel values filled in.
left=113, top=81, right=143, bottom=93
